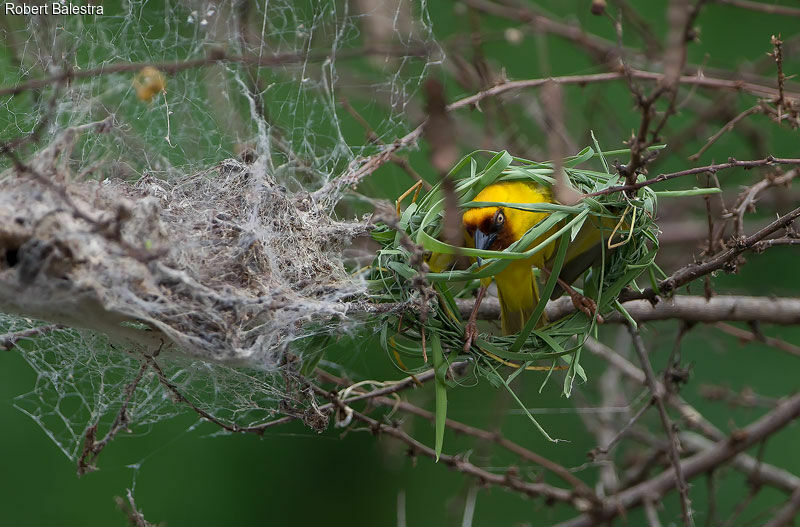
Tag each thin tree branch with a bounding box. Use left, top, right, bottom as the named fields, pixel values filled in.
left=644, top=498, right=664, bottom=527
left=591, top=398, right=653, bottom=457
left=727, top=169, right=798, bottom=237
left=452, top=70, right=800, bottom=115
left=586, top=336, right=800, bottom=497
left=715, top=0, right=800, bottom=18
left=629, top=325, right=694, bottom=527
left=699, top=384, right=779, bottom=408
left=312, top=385, right=576, bottom=504
left=340, top=97, right=430, bottom=190
left=0, top=324, right=64, bottom=351
left=714, top=322, right=800, bottom=358
left=689, top=104, right=762, bottom=161
left=115, top=489, right=157, bottom=527
left=585, top=157, right=800, bottom=198
left=752, top=237, right=800, bottom=251
left=372, top=396, right=597, bottom=501
left=145, top=354, right=276, bottom=436
left=764, top=487, right=800, bottom=527
left=258, top=361, right=471, bottom=430
left=458, top=0, right=622, bottom=63
left=78, top=360, right=149, bottom=475
left=622, top=206, right=800, bottom=301
left=556, top=392, right=800, bottom=526
left=0, top=46, right=431, bottom=98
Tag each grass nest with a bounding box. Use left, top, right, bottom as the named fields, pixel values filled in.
left=367, top=144, right=668, bottom=403
left=365, top=142, right=722, bottom=446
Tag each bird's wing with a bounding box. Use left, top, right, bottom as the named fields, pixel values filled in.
left=547, top=215, right=619, bottom=299
left=425, top=249, right=456, bottom=273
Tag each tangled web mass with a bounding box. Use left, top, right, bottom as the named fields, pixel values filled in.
left=0, top=0, right=438, bottom=459
left=1, top=122, right=370, bottom=366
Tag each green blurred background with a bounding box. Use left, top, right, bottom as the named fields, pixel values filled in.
left=1, top=1, right=799, bottom=525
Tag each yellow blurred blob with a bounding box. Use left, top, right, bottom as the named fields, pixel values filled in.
left=133, top=66, right=166, bottom=102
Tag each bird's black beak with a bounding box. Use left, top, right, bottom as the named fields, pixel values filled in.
left=474, top=229, right=497, bottom=266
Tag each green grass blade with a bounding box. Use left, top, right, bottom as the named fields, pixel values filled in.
left=613, top=299, right=637, bottom=329
left=484, top=360, right=560, bottom=443
left=466, top=150, right=513, bottom=201
left=432, top=332, right=447, bottom=462
left=564, top=146, right=594, bottom=167
left=590, top=130, right=610, bottom=174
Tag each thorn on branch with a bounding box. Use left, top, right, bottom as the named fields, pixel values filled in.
left=730, top=428, right=749, bottom=443
left=505, top=465, right=520, bottom=482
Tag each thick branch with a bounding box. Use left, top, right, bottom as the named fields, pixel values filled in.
left=458, top=295, right=800, bottom=326
left=681, top=432, right=800, bottom=494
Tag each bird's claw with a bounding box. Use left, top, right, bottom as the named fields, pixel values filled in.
left=570, top=291, right=604, bottom=324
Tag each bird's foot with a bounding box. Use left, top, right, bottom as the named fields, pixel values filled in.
left=463, top=284, right=488, bottom=352
left=568, top=289, right=604, bottom=324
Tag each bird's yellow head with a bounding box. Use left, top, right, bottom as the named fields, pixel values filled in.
left=463, top=206, right=511, bottom=252
left=462, top=181, right=551, bottom=253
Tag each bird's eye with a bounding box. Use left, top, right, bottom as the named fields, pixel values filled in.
left=495, top=210, right=505, bottom=226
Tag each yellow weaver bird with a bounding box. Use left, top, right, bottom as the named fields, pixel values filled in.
left=460, top=180, right=609, bottom=341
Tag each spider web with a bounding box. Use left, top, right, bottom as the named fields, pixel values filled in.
left=6, top=315, right=314, bottom=460
left=0, top=0, right=439, bottom=461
